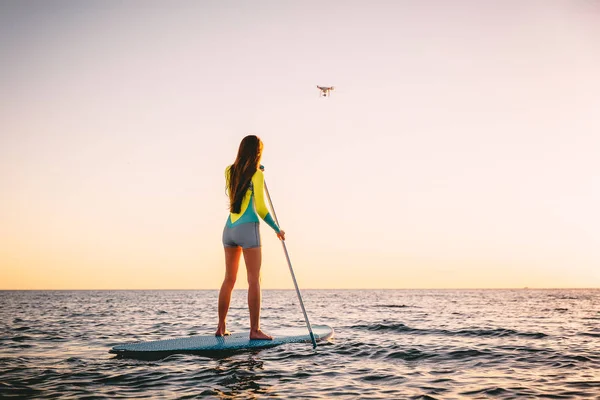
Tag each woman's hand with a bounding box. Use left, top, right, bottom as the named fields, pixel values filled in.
left=277, top=230, right=286, bottom=241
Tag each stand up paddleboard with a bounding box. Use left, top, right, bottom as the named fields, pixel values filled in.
left=109, top=325, right=333, bottom=355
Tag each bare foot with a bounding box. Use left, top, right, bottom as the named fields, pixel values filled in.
left=215, top=327, right=231, bottom=337
left=250, top=329, right=273, bottom=340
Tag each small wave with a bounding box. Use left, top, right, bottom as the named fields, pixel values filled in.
left=446, top=349, right=490, bottom=359
left=11, top=335, right=32, bottom=342
left=354, top=323, right=417, bottom=333
left=547, top=295, right=580, bottom=300
left=0, top=382, right=43, bottom=398
left=375, top=304, right=410, bottom=308
left=335, top=340, right=380, bottom=356
left=461, top=386, right=509, bottom=396
left=453, top=328, right=547, bottom=339
left=565, top=380, right=600, bottom=389
left=578, top=332, right=600, bottom=338
left=499, top=345, right=548, bottom=353
left=94, top=372, right=143, bottom=385
left=386, top=349, right=434, bottom=361
left=13, top=326, right=31, bottom=332
left=360, top=373, right=399, bottom=381
left=353, top=323, right=547, bottom=339
left=566, top=355, right=593, bottom=362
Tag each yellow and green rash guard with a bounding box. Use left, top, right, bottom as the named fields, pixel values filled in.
left=225, top=166, right=280, bottom=233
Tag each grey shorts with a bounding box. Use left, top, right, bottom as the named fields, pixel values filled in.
left=222, top=222, right=261, bottom=249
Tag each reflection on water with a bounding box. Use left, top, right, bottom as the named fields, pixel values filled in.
left=213, top=354, right=270, bottom=398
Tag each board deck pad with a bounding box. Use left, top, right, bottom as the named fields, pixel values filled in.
left=110, top=325, right=333, bottom=354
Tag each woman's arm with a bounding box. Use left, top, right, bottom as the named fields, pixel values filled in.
left=252, top=169, right=281, bottom=233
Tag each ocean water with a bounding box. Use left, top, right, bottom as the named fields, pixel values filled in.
left=0, top=289, right=598, bottom=399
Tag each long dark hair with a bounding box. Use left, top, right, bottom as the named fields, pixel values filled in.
left=228, top=135, right=263, bottom=213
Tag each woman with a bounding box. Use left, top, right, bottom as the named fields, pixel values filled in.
left=217, top=135, right=285, bottom=340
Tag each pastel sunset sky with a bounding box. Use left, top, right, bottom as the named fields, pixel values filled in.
left=1, top=0, right=599, bottom=289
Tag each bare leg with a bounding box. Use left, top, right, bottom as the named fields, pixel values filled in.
left=243, top=247, right=273, bottom=340
left=216, top=246, right=241, bottom=336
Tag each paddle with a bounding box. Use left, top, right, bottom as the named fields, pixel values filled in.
left=261, top=166, right=318, bottom=349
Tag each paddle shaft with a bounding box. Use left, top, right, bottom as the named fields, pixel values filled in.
left=262, top=178, right=318, bottom=349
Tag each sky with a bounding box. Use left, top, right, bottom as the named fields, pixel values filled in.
left=1, top=0, right=599, bottom=289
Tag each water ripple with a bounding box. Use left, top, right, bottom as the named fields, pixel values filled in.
left=0, top=289, right=598, bottom=399
left=354, top=322, right=548, bottom=339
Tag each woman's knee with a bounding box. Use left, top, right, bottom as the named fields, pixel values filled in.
left=223, top=274, right=238, bottom=287
left=247, top=273, right=261, bottom=286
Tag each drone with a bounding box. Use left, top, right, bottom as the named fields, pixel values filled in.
left=317, top=85, right=334, bottom=97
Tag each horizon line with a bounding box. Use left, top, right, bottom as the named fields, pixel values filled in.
left=1, top=287, right=598, bottom=291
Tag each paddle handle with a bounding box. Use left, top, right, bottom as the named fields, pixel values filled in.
left=262, top=174, right=318, bottom=349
